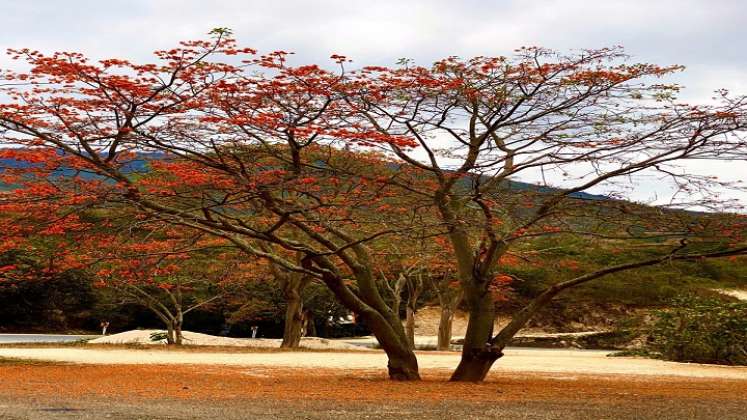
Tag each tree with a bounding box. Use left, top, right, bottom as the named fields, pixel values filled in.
left=0, top=33, right=424, bottom=379
left=260, top=244, right=312, bottom=348
left=423, top=238, right=463, bottom=351
left=92, top=231, right=242, bottom=345
left=3, top=35, right=747, bottom=383
left=346, top=48, right=747, bottom=380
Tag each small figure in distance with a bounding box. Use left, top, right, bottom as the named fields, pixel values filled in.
left=250, top=325, right=259, bottom=339
left=100, top=321, right=110, bottom=336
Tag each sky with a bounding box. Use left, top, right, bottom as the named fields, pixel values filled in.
left=2, top=0, right=746, bottom=208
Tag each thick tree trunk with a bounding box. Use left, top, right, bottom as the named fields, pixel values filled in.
left=450, top=347, right=503, bottom=381
left=309, top=257, right=420, bottom=380
left=437, top=307, right=454, bottom=351
left=386, top=350, right=420, bottom=381
left=450, top=289, right=500, bottom=382
left=281, top=292, right=304, bottom=348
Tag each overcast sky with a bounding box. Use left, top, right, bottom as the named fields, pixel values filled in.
left=2, top=0, right=746, bottom=208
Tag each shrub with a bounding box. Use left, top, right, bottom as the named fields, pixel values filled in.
left=149, top=331, right=168, bottom=342
left=647, top=295, right=747, bottom=365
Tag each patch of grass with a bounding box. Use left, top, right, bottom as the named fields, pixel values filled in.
left=607, top=349, right=656, bottom=358
left=0, top=356, right=67, bottom=366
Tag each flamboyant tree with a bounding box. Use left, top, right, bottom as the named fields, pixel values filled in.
left=3, top=33, right=747, bottom=383
left=346, top=47, right=747, bottom=380
left=91, top=230, right=246, bottom=345
left=0, top=32, right=428, bottom=379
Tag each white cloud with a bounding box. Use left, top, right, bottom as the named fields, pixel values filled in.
left=2, top=0, right=746, bottom=208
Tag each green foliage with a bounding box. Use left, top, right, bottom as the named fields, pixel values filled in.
left=646, top=295, right=747, bottom=365
left=0, top=250, right=96, bottom=331
left=149, top=331, right=168, bottom=342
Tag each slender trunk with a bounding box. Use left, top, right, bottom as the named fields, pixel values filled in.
left=281, top=292, right=304, bottom=348
left=450, top=287, right=502, bottom=382
left=174, top=321, right=183, bottom=345
left=405, top=306, right=416, bottom=349
left=166, top=323, right=176, bottom=345
left=304, top=310, right=316, bottom=337
left=437, top=307, right=454, bottom=351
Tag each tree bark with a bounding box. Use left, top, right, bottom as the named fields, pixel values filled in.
left=450, top=287, right=500, bottom=382
left=302, top=309, right=316, bottom=337
left=437, top=306, right=454, bottom=351
left=313, top=264, right=420, bottom=380
left=405, top=306, right=416, bottom=349
left=281, top=291, right=304, bottom=348
left=434, top=283, right=462, bottom=351
left=166, top=323, right=175, bottom=345
left=174, top=320, right=183, bottom=345
left=450, top=346, right=503, bottom=382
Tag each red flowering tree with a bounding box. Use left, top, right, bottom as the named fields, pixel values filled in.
left=346, top=48, right=747, bottom=380
left=92, top=230, right=247, bottom=345
left=3, top=32, right=747, bottom=383
left=0, top=31, right=426, bottom=379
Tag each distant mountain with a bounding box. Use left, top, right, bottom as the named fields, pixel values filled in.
left=1, top=149, right=607, bottom=201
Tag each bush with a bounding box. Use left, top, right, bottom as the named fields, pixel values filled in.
left=149, top=331, right=168, bottom=342
left=647, top=295, right=747, bottom=365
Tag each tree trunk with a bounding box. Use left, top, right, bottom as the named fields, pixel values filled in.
left=405, top=306, right=416, bottom=350
left=174, top=321, right=183, bottom=345
left=437, top=306, right=454, bottom=351
left=281, top=291, right=304, bottom=348
left=386, top=350, right=420, bottom=381
left=309, top=257, right=420, bottom=380
left=450, top=288, right=500, bottom=382
left=450, top=346, right=503, bottom=382
left=307, top=315, right=317, bottom=337
left=166, top=324, right=176, bottom=345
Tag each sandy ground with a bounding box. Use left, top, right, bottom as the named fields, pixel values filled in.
left=89, top=329, right=366, bottom=350
left=1, top=346, right=745, bottom=380
left=717, top=288, right=747, bottom=301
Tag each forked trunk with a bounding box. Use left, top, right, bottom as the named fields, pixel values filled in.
left=165, top=319, right=183, bottom=346
left=437, top=307, right=454, bottom=351
left=281, top=293, right=304, bottom=348
left=312, top=259, right=420, bottom=380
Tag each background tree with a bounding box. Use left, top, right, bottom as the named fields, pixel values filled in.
left=92, top=231, right=244, bottom=345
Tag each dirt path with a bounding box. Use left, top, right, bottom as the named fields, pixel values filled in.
left=1, top=346, right=745, bottom=380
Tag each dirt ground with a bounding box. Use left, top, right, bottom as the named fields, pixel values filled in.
left=0, top=362, right=745, bottom=419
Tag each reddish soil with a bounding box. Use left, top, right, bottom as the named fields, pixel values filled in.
left=1, top=363, right=745, bottom=403
left=1, top=362, right=746, bottom=419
